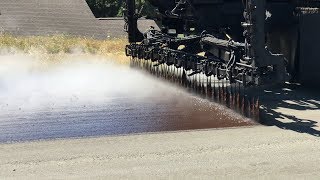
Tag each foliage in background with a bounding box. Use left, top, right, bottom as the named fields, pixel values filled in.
left=86, top=0, right=155, bottom=18
left=86, top=0, right=123, bottom=17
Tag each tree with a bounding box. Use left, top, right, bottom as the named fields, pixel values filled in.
left=86, top=0, right=154, bottom=18
left=86, top=0, right=123, bottom=17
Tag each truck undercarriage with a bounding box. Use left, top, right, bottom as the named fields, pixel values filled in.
left=124, top=0, right=320, bottom=87
left=124, top=0, right=320, bottom=119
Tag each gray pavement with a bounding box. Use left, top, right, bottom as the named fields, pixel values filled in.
left=1, top=126, right=319, bottom=179
left=98, top=18, right=158, bottom=38
left=0, top=0, right=157, bottom=39
left=259, top=83, right=320, bottom=137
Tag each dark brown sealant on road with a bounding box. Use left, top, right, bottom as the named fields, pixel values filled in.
left=0, top=55, right=256, bottom=143
left=133, top=94, right=255, bottom=131
left=131, top=58, right=261, bottom=120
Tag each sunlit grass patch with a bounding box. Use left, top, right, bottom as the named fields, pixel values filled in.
left=0, top=34, right=129, bottom=63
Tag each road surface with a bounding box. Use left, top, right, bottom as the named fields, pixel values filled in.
left=0, top=126, right=319, bottom=179
left=0, top=54, right=319, bottom=179
left=0, top=54, right=253, bottom=143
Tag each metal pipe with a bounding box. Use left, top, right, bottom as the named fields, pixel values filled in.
left=125, top=0, right=143, bottom=43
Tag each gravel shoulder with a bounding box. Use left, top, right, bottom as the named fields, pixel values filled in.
left=0, top=126, right=319, bottom=179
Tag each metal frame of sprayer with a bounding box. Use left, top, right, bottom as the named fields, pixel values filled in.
left=124, top=0, right=289, bottom=87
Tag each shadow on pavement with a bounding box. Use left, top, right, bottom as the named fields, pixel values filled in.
left=258, top=83, right=320, bottom=137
